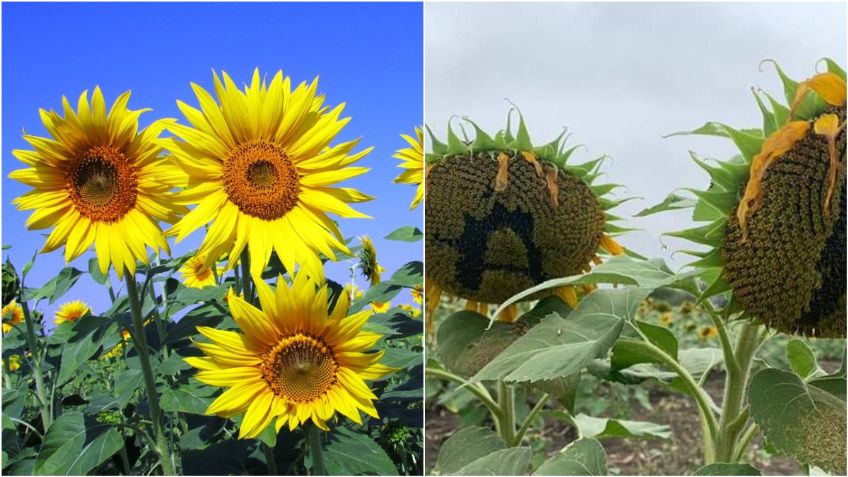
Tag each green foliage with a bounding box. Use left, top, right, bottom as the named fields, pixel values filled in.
left=693, top=463, right=761, bottom=475
left=533, top=438, right=607, bottom=476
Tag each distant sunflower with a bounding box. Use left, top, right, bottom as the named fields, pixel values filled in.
left=393, top=127, right=424, bottom=209
left=656, top=60, right=846, bottom=337
left=399, top=304, right=420, bottom=317
left=8, top=88, right=185, bottom=279
left=370, top=301, right=391, bottom=314
left=698, top=326, right=719, bottom=341
left=165, top=69, right=373, bottom=279
left=411, top=285, right=423, bottom=305
left=659, top=312, right=673, bottom=326
left=425, top=112, right=627, bottom=322
left=358, top=236, right=384, bottom=287
left=54, top=300, right=91, bottom=324
left=180, top=254, right=218, bottom=289
left=2, top=300, right=24, bottom=334
left=101, top=329, right=131, bottom=360
left=186, top=270, right=394, bottom=438
left=4, top=354, right=22, bottom=372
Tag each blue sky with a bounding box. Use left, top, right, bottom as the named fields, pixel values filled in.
left=2, top=2, right=423, bottom=326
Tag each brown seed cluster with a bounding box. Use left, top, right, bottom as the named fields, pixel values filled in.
left=66, top=145, right=138, bottom=222
left=223, top=141, right=300, bottom=221
left=260, top=333, right=338, bottom=403
left=425, top=153, right=606, bottom=304
left=722, top=107, right=846, bottom=337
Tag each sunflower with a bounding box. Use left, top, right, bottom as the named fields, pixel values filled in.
left=659, top=312, right=673, bottom=326
left=411, top=285, right=423, bottom=305
left=425, top=112, right=627, bottom=323
left=101, top=329, right=131, bottom=360
left=698, top=326, right=719, bottom=341
left=656, top=60, right=846, bottom=338
left=393, top=127, right=424, bottom=209
left=358, top=236, right=384, bottom=287
left=54, top=300, right=91, bottom=324
left=370, top=301, right=391, bottom=314
left=2, top=299, right=24, bottom=334
left=180, top=254, right=218, bottom=289
left=185, top=270, right=394, bottom=438
left=4, top=354, right=22, bottom=372
left=8, top=88, right=185, bottom=279
left=398, top=304, right=421, bottom=317
left=164, top=69, right=374, bottom=279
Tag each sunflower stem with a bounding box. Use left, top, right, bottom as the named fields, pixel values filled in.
left=126, top=274, right=175, bottom=476
left=497, top=380, right=517, bottom=446
left=424, top=367, right=503, bottom=420
left=262, top=441, right=278, bottom=475
left=306, top=423, right=327, bottom=475
left=514, top=392, right=549, bottom=444
left=240, top=250, right=254, bottom=304
left=20, top=298, right=51, bottom=430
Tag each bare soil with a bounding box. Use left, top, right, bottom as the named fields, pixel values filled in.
left=424, top=372, right=802, bottom=475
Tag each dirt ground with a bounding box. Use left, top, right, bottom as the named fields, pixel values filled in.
left=424, top=372, right=801, bottom=475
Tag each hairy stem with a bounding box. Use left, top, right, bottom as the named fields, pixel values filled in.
left=126, top=274, right=175, bottom=475
left=497, top=381, right=517, bottom=446
left=514, top=392, right=549, bottom=445
left=425, top=367, right=502, bottom=419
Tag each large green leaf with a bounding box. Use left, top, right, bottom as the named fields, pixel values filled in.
left=748, top=368, right=846, bottom=474
left=786, top=339, right=821, bottom=379
left=113, top=368, right=143, bottom=409
left=34, top=412, right=120, bottom=475
left=323, top=426, right=398, bottom=476
left=571, top=414, right=671, bottom=440
left=160, top=384, right=216, bottom=415
left=475, top=289, right=648, bottom=383
left=384, top=261, right=423, bottom=287
left=26, top=267, right=82, bottom=304
left=611, top=320, right=678, bottom=370
left=455, top=448, right=532, bottom=476
left=56, top=316, right=117, bottom=386
left=435, top=426, right=506, bottom=475
left=384, top=226, right=423, bottom=242
left=533, top=438, right=607, bottom=475
left=693, top=463, right=761, bottom=475
left=64, top=428, right=123, bottom=475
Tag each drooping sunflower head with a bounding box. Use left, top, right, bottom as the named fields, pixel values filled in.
left=186, top=270, right=394, bottom=438
left=660, top=60, right=846, bottom=338
left=357, top=236, right=383, bottom=287
left=9, top=88, right=186, bottom=279
left=2, top=299, right=24, bottom=334
left=393, top=127, right=424, bottom=209
left=424, top=111, right=627, bottom=321
left=180, top=254, right=218, bottom=289
left=165, top=68, right=374, bottom=279
left=54, top=300, right=91, bottom=325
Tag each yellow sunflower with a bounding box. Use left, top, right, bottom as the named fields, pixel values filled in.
left=370, top=301, right=391, bottom=314
left=186, top=270, right=394, bottom=438
left=8, top=88, right=185, bottom=279
left=398, top=304, right=420, bottom=317
left=2, top=300, right=24, bottom=334
left=411, top=285, right=423, bottom=305
left=54, top=300, right=91, bottom=324
left=358, top=236, right=384, bottom=287
left=180, top=254, right=218, bottom=289
left=393, top=127, right=424, bottom=209
left=165, top=69, right=374, bottom=279
left=659, top=312, right=673, bottom=326
left=4, top=354, right=22, bottom=372
left=698, top=326, right=719, bottom=341
left=101, top=329, right=132, bottom=360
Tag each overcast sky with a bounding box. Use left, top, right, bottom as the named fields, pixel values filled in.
left=425, top=2, right=847, bottom=269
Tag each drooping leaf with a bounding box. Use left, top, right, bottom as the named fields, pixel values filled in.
left=571, top=414, right=671, bottom=440
left=533, top=438, right=607, bottom=476
left=634, top=192, right=697, bottom=217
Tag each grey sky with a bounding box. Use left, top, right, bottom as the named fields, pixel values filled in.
left=425, top=2, right=847, bottom=269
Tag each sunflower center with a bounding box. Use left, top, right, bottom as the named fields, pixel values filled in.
left=261, top=334, right=338, bottom=403
left=67, top=146, right=138, bottom=222
left=223, top=141, right=300, bottom=221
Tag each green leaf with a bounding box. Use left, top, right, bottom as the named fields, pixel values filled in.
left=385, top=261, right=422, bottom=287
left=822, top=58, right=847, bottom=81
left=113, top=369, right=143, bottom=409
left=323, top=426, right=398, bottom=476
left=350, top=281, right=403, bottom=313
left=57, top=316, right=117, bottom=386
left=786, top=339, right=821, bottom=379
left=533, top=438, right=607, bottom=475
left=748, top=368, right=846, bottom=474
left=384, top=226, right=423, bottom=242
left=436, top=426, right=506, bottom=475
left=455, top=448, right=532, bottom=476
left=611, top=320, right=678, bottom=371
left=693, top=463, right=761, bottom=475
left=634, top=193, right=696, bottom=217
left=160, top=385, right=215, bottom=415
left=64, top=428, right=123, bottom=475
left=26, top=267, right=83, bottom=304
left=87, top=258, right=108, bottom=286
left=571, top=414, right=671, bottom=440
left=809, top=376, right=847, bottom=401
left=476, top=289, right=647, bottom=383
left=33, top=412, right=119, bottom=475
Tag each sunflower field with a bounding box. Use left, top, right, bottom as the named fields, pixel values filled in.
left=2, top=69, right=424, bottom=475
left=424, top=61, right=846, bottom=476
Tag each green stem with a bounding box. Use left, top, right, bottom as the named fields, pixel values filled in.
left=126, top=274, right=175, bottom=476
left=306, top=424, right=327, bottom=476
left=497, top=381, right=516, bottom=446
left=732, top=424, right=759, bottom=463
left=263, top=441, right=278, bottom=475
left=240, top=250, right=253, bottom=303
left=20, top=299, right=50, bottom=430
left=514, top=393, right=549, bottom=444
left=715, top=322, right=762, bottom=462
left=425, top=367, right=502, bottom=419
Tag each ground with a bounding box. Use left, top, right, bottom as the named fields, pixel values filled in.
left=424, top=372, right=801, bottom=475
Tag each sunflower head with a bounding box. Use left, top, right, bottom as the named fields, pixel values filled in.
left=425, top=111, right=628, bottom=318
left=370, top=301, right=391, bottom=314
left=4, top=354, right=22, bottom=372
left=165, top=68, right=374, bottom=280
left=2, top=299, right=24, bottom=334
left=698, top=326, right=719, bottom=341
left=393, top=127, right=424, bottom=209
left=357, top=236, right=383, bottom=287
left=180, top=254, right=218, bottom=289
left=9, top=88, right=185, bottom=279
left=658, top=59, right=846, bottom=338
left=186, top=270, right=394, bottom=438
left=54, top=300, right=91, bottom=325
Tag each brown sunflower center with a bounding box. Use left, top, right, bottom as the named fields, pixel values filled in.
left=223, top=141, right=300, bottom=221
left=67, top=145, right=138, bottom=223
left=260, top=334, right=338, bottom=403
